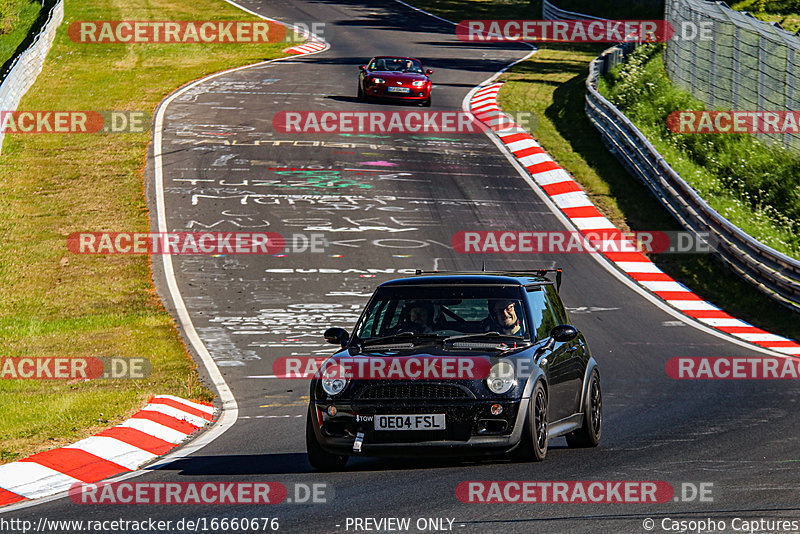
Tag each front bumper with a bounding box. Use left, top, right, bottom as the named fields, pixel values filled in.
left=366, top=85, right=430, bottom=100
left=310, top=398, right=529, bottom=457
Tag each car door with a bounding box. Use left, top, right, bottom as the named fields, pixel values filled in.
left=526, top=286, right=577, bottom=421
left=544, top=284, right=586, bottom=416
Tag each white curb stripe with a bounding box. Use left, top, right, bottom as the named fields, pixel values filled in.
left=572, top=217, right=616, bottom=230
left=153, top=395, right=215, bottom=415
left=137, top=405, right=207, bottom=428
left=0, top=463, right=81, bottom=500
left=531, top=168, right=571, bottom=185
left=64, top=437, right=156, bottom=471
left=550, top=191, right=594, bottom=208
left=640, top=281, right=689, bottom=292
left=616, top=261, right=664, bottom=273
left=120, top=418, right=188, bottom=444
left=518, top=153, right=553, bottom=167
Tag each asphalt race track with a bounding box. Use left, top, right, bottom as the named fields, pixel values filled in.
left=7, top=1, right=800, bottom=532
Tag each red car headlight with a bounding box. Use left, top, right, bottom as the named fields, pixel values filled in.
left=412, top=80, right=426, bottom=87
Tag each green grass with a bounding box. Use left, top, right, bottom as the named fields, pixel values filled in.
left=0, top=0, right=42, bottom=68
left=407, top=0, right=800, bottom=339
left=0, top=0, right=289, bottom=463
left=599, top=45, right=800, bottom=258
left=731, top=0, right=800, bottom=32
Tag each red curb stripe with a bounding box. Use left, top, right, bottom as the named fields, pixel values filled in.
left=528, top=160, right=562, bottom=175
left=604, top=252, right=651, bottom=263
left=513, top=146, right=545, bottom=158
left=562, top=206, right=604, bottom=219
left=497, top=132, right=532, bottom=143
left=654, top=291, right=702, bottom=301
left=541, top=181, right=583, bottom=196
left=716, top=326, right=767, bottom=334
left=682, top=309, right=731, bottom=319
left=131, top=410, right=200, bottom=435
left=628, top=272, right=674, bottom=282
left=150, top=397, right=214, bottom=421
left=96, top=427, right=175, bottom=456
left=20, top=449, right=129, bottom=483
left=0, top=488, right=26, bottom=506
left=758, top=341, right=800, bottom=348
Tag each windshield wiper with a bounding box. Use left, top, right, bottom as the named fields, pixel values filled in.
left=444, top=332, right=529, bottom=343
left=361, top=332, right=442, bottom=347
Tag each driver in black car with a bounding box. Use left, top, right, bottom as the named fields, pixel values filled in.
left=484, top=299, right=523, bottom=336
left=396, top=301, right=434, bottom=334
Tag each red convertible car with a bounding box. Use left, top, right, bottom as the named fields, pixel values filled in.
left=358, top=56, right=433, bottom=106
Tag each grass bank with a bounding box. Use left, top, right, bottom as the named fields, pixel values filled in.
left=0, top=0, right=42, bottom=68
left=599, top=45, right=800, bottom=259
left=730, top=0, right=800, bottom=32
left=0, top=0, right=288, bottom=463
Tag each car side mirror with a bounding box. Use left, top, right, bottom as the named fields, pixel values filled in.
left=324, top=327, right=349, bottom=347
left=359, top=65, right=366, bottom=71
left=425, top=69, right=433, bottom=75
left=550, top=324, right=578, bottom=343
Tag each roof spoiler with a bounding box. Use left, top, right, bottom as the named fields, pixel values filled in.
left=413, top=268, right=563, bottom=290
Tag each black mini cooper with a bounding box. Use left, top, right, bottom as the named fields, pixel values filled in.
left=306, top=270, right=602, bottom=470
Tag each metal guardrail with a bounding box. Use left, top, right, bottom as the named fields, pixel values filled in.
left=585, top=45, right=800, bottom=313
left=542, top=0, right=607, bottom=22
left=0, top=0, right=64, bottom=154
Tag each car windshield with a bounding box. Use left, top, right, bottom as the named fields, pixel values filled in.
left=369, top=58, right=424, bottom=74
left=353, top=285, right=530, bottom=343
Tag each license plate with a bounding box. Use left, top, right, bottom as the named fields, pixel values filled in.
left=374, top=414, right=445, bottom=430
left=387, top=87, right=410, bottom=93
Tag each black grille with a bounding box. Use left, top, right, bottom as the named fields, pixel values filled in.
left=357, top=383, right=472, bottom=400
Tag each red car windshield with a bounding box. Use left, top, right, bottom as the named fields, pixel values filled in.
left=368, top=58, right=424, bottom=74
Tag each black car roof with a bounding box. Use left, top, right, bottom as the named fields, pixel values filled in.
left=379, top=272, right=555, bottom=288
left=370, top=56, right=422, bottom=62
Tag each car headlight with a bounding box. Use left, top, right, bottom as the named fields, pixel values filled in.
left=320, top=363, right=348, bottom=396
left=372, top=77, right=386, bottom=84
left=412, top=80, right=426, bottom=87
left=486, top=361, right=515, bottom=394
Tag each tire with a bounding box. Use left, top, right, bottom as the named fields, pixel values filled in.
left=566, top=370, right=602, bottom=448
left=357, top=84, right=365, bottom=102
left=306, top=408, right=349, bottom=471
left=516, top=381, right=548, bottom=461
left=421, top=96, right=431, bottom=107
